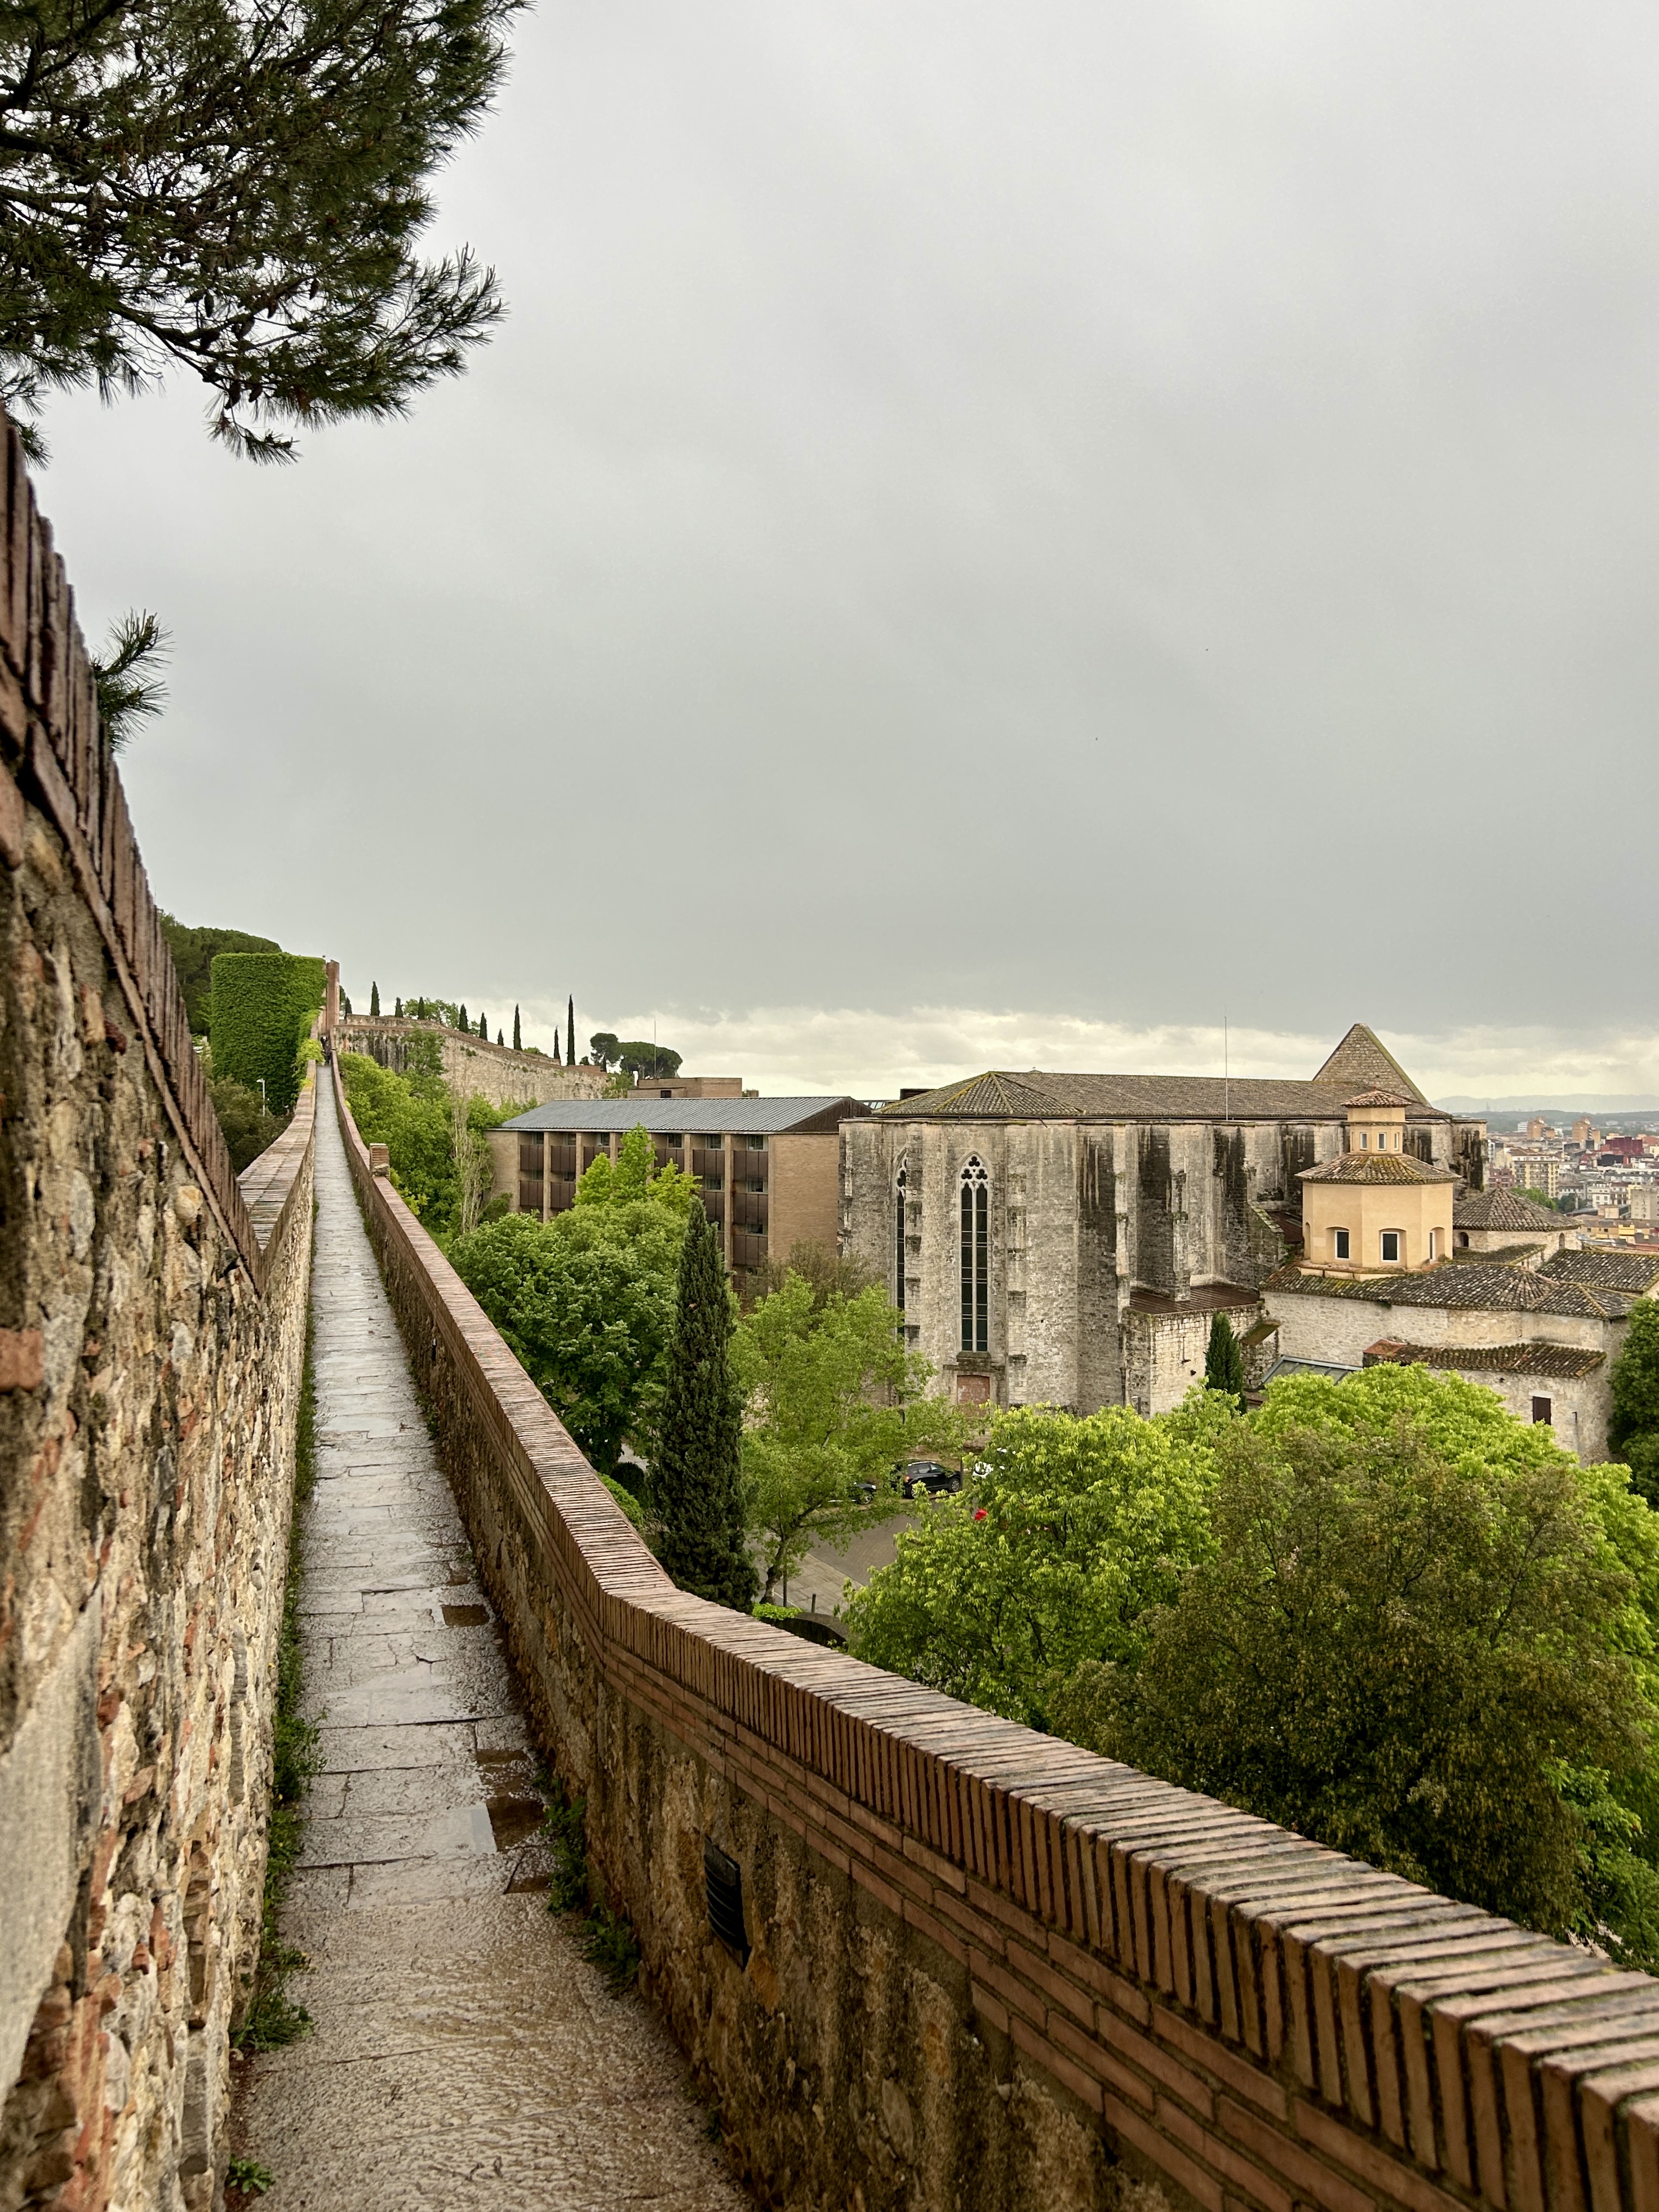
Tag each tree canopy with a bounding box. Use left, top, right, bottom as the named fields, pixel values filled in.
left=733, top=1271, right=961, bottom=1603
left=845, top=1396, right=1232, bottom=1725
left=450, top=1126, right=699, bottom=1470
left=2, top=0, right=522, bottom=459
left=654, top=1206, right=754, bottom=1610
left=1611, top=1300, right=1659, bottom=1508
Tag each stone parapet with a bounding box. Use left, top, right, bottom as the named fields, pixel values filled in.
left=336, top=1014, right=608, bottom=1109
left=334, top=1051, right=1659, bottom=2212
left=0, top=421, right=316, bottom=2209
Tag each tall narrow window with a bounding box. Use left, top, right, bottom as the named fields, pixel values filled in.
left=895, top=1162, right=907, bottom=1314
left=960, top=1157, right=988, bottom=1352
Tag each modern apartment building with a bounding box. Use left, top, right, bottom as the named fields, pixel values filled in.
left=488, top=1096, right=870, bottom=1284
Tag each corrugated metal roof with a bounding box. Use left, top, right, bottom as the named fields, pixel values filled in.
left=500, top=1096, right=865, bottom=1135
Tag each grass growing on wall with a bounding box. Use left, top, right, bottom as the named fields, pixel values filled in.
left=236, top=1302, right=321, bottom=2051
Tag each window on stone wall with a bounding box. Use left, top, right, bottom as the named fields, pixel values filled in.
left=960, top=1157, right=988, bottom=1352
left=1532, top=1396, right=1552, bottom=1425
left=1381, top=1229, right=1402, bottom=1262
left=895, top=1162, right=907, bottom=1315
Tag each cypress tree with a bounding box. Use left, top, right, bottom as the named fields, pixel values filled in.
left=458, top=1002, right=469, bottom=1033
left=553, top=1031, right=562, bottom=1064
left=567, top=995, right=576, bottom=1068
left=496, top=1028, right=504, bottom=1047
left=1204, top=1311, right=1247, bottom=1410
left=654, top=1210, right=756, bottom=1611
left=512, top=1003, right=521, bottom=1051
left=369, top=980, right=380, bottom=1016
left=394, top=996, right=403, bottom=1018
left=478, top=1008, right=489, bottom=1037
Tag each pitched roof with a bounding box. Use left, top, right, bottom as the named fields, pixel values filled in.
left=1299, top=1152, right=1457, bottom=1185
left=500, top=1097, right=866, bottom=1136
left=1343, top=1087, right=1418, bottom=1109
left=1263, top=1260, right=1639, bottom=1319
left=880, top=1061, right=1448, bottom=1126
left=1540, top=1249, right=1659, bottom=1295
left=1453, top=1187, right=1570, bottom=1233
left=1362, top=1339, right=1605, bottom=1379
left=1310, top=1024, right=1431, bottom=1105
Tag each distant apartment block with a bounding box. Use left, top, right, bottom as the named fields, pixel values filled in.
left=488, top=1095, right=870, bottom=1283
left=1511, top=1155, right=1560, bottom=1198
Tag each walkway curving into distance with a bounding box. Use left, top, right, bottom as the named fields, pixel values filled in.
left=233, top=1072, right=749, bottom=2211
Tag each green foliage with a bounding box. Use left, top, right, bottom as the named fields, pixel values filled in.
left=159, top=913, right=278, bottom=1036
left=207, top=1072, right=289, bottom=1174
left=450, top=1133, right=694, bottom=1469
left=1612, top=1302, right=1659, bottom=1509
left=734, top=1271, right=963, bottom=1602
left=589, top=1030, right=620, bottom=1070
left=459, top=1003, right=469, bottom=1033
left=1091, top=1394, right=1653, bottom=1938
left=542, top=1782, right=589, bottom=1914
left=601, top=1473, right=649, bottom=1533
left=1203, top=1311, right=1246, bottom=1408
left=568, top=998, right=576, bottom=1067
left=513, top=1005, right=521, bottom=1051
left=1, top=0, right=522, bottom=461
left=90, top=609, right=168, bottom=751
left=370, top=981, right=380, bottom=1018
left=226, top=2159, right=274, bottom=2197
left=539, top=1780, right=641, bottom=1986
left=580, top=1904, right=642, bottom=1991
left=340, top=1049, right=509, bottom=1241
left=655, top=1208, right=756, bottom=1610
left=845, top=1396, right=1232, bottom=1725
left=210, top=949, right=323, bottom=1114
left=617, top=1041, right=682, bottom=1081
left=754, top=1238, right=877, bottom=1306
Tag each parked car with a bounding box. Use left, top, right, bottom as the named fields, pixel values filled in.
left=900, top=1459, right=962, bottom=1500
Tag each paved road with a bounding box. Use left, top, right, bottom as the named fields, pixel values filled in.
left=233, top=1074, right=749, bottom=2211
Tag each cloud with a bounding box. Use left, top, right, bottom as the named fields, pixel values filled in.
left=516, top=1001, right=1659, bottom=1109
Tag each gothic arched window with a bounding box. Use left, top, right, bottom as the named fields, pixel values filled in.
left=894, top=1161, right=908, bottom=1315
left=960, top=1157, right=988, bottom=1352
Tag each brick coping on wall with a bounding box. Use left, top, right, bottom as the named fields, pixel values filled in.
left=0, top=416, right=270, bottom=1284
left=330, top=1055, right=1659, bottom=2212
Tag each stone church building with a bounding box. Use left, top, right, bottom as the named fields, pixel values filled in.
left=841, top=1025, right=1487, bottom=1416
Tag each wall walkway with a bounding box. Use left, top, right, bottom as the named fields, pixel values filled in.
left=233, top=1071, right=748, bottom=2207
left=333, top=1052, right=1659, bottom=2212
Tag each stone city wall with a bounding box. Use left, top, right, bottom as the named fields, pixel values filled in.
left=0, top=420, right=316, bottom=2212
left=336, top=1014, right=607, bottom=1110
left=336, top=1054, right=1659, bottom=2212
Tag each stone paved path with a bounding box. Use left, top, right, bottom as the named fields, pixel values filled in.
left=233, top=1073, right=750, bottom=2211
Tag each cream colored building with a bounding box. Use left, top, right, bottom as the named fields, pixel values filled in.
left=1297, top=1090, right=1456, bottom=1273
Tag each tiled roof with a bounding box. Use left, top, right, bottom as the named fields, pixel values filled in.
left=1454, top=1188, right=1570, bottom=1233
left=1363, top=1339, right=1605, bottom=1379
left=1343, top=1087, right=1418, bottom=1109
left=502, top=1097, right=866, bottom=1136
left=1540, top=1249, right=1659, bottom=1295
left=1263, top=1260, right=1639, bottom=1318
left=1447, top=1242, right=1544, bottom=1265
left=880, top=1069, right=1447, bottom=1125
left=1310, top=1024, right=1432, bottom=1105
left=1299, top=1152, right=1457, bottom=1185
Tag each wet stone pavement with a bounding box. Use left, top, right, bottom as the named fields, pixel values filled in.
left=233, top=1076, right=751, bottom=2210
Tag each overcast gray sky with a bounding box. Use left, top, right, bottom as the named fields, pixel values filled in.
left=33, top=1, right=1659, bottom=1098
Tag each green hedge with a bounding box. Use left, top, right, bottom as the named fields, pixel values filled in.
left=211, top=951, right=325, bottom=1116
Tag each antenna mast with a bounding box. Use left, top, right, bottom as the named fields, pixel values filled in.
left=1223, top=1012, right=1229, bottom=1122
